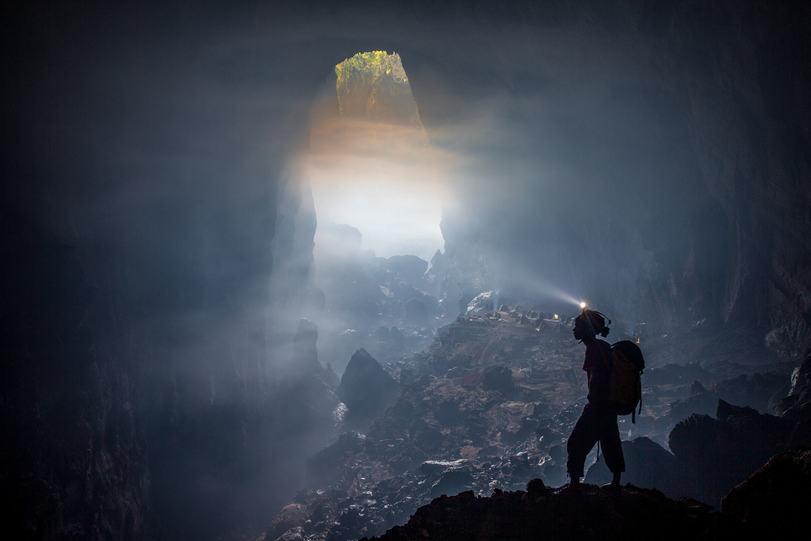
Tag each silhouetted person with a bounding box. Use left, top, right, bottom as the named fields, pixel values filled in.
left=566, top=309, right=625, bottom=489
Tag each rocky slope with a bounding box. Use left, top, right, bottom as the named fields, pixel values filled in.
left=363, top=481, right=738, bottom=541
left=365, top=448, right=811, bottom=541
left=722, top=448, right=811, bottom=538
left=362, top=448, right=811, bottom=541
left=265, top=309, right=805, bottom=540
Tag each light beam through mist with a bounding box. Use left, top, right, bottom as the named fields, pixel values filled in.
left=301, top=51, right=453, bottom=260
left=305, top=119, right=449, bottom=260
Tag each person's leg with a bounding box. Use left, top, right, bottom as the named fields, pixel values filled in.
left=598, top=412, right=625, bottom=487
left=566, top=404, right=599, bottom=485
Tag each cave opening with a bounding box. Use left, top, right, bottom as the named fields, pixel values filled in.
left=299, top=50, right=457, bottom=373
left=305, top=50, right=449, bottom=261
left=10, top=5, right=811, bottom=540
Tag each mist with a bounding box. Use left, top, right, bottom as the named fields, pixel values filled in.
left=5, top=2, right=811, bottom=540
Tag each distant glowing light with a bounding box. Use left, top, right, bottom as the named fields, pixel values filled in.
left=579, top=301, right=587, bottom=309
left=553, top=313, right=559, bottom=320
left=303, top=51, right=452, bottom=260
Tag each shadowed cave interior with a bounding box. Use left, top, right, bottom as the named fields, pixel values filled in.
left=4, top=2, right=811, bottom=540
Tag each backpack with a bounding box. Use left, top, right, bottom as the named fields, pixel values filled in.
left=608, top=340, right=645, bottom=422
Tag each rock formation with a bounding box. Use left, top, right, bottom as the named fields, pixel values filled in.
left=586, top=437, right=683, bottom=496
left=722, top=448, right=811, bottom=538
left=364, top=449, right=811, bottom=540
left=8, top=2, right=811, bottom=540
left=1, top=215, right=151, bottom=540
left=362, top=482, right=738, bottom=541
left=337, top=349, right=400, bottom=422
left=667, top=400, right=795, bottom=505
left=335, top=51, right=421, bottom=126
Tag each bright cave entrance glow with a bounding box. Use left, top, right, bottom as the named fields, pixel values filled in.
left=304, top=50, right=449, bottom=261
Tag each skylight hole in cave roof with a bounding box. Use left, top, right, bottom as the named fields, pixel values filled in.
left=334, top=50, right=423, bottom=127
left=304, top=50, right=446, bottom=261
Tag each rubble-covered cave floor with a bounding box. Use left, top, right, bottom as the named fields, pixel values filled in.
left=263, top=310, right=799, bottom=541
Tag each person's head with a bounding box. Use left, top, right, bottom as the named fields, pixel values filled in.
left=573, top=309, right=610, bottom=342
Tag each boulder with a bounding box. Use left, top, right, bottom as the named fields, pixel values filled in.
left=465, top=291, right=496, bottom=317
left=668, top=400, right=794, bottom=505
left=337, top=349, right=400, bottom=420
left=586, top=437, right=683, bottom=496
left=722, top=448, right=811, bottom=538
left=384, top=255, right=429, bottom=287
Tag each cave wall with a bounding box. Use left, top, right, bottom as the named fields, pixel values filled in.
left=391, top=1, right=811, bottom=358
left=674, top=1, right=811, bottom=356
left=4, top=3, right=335, bottom=539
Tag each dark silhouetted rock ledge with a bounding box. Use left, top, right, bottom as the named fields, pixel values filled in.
left=361, top=480, right=740, bottom=541
left=722, top=448, right=811, bottom=538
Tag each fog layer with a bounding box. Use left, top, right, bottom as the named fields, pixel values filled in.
left=4, top=1, right=811, bottom=540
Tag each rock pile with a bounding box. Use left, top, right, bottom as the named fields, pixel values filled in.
left=266, top=313, right=811, bottom=540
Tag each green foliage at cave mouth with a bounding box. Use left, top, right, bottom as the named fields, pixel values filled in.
left=334, top=50, right=420, bottom=125
left=335, top=50, right=408, bottom=86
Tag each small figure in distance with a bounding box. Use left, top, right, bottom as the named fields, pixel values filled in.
left=566, top=308, right=625, bottom=491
